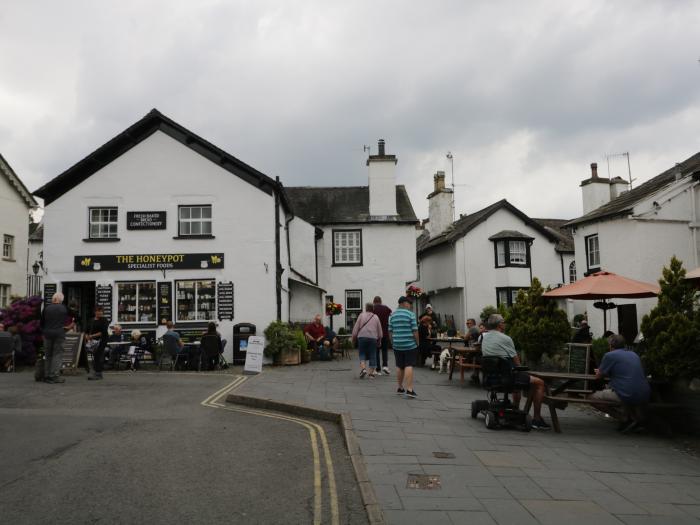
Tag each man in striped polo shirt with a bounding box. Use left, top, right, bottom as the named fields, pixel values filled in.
left=388, top=296, right=419, bottom=398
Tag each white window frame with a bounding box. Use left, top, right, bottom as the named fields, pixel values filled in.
left=586, top=234, right=600, bottom=269
left=0, top=284, right=10, bottom=307
left=175, top=279, right=216, bottom=322
left=508, top=240, right=527, bottom=265
left=569, top=261, right=577, bottom=283
left=178, top=205, right=213, bottom=237
left=89, top=207, right=118, bottom=239
left=345, top=289, right=362, bottom=331
left=496, top=241, right=506, bottom=266
left=333, top=229, right=362, bottom=266
left=2, top=235, right=14, bottom=259
left=117, top=281, right=156, bottom=324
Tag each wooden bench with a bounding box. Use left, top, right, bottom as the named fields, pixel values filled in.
left=543, top=395, right=622, bottom=433
left=458, top=360, right=481, bottom=384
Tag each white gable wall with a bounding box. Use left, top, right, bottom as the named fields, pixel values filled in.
left=317, top=223, right=416, bottom=330
left=0, top=172, right=31, bottom=300
left=42, top=130, right=283, bottom=357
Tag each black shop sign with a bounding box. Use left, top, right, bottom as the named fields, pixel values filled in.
left=157, top=281, right=172, bottom=322
left=95, top=284, right=113, bottom=322
left=74, top=253, right=225, bottom=272
left=217, top=281, right=234, bottom=321
left=43, top=283, right=57, bottom=306
left=127, top=211, right=167, bottom=230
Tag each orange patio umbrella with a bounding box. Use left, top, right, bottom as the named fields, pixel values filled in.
left=543, top=270, right=659, bottom=332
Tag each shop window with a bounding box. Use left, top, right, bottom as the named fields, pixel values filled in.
left=117, top=282, right=156, bottom=323
left=178, top=205, right=212, bottom=237
left=333, top=229, right=362, bottom=265
left=493, top=239, right=530, bottom=268
left=0, top=284, right=10, bottom=307
left=176, top=279, right=216, bottom=321
left=2, top=235, right=13, bottom=259
left=89, top=207, right=118, bottom=239
left=345, top=290, right=362, bottom=331
left=569, top=261, right=577, bottom=283
left=496, top=286, right=527, bottom=308
left=586, top=234, right=600, bottom=272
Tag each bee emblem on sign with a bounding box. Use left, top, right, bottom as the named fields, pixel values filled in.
left=81, top=257, right=92, bottom=267
left=210, top=255, right=222, bottom=265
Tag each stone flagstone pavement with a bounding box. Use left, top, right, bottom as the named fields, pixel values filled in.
left=236, top=358, right=700, bottom=525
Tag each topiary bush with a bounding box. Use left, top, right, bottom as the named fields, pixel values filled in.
left=640, top=256, right=700, bottom=379
left=504, top=278, right=571, bottom=365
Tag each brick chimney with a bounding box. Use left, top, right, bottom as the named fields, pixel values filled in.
left=427, top=170, right=453, bottom=237
left=367, top=139, right=397, bottom=216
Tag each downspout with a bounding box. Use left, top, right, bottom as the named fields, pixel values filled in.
left=285, top=212, right=294, bottom=323
left=692, top=184, right=699, bottom=267
left=274, top=177, right=282, bottom=321
left=528, top=240, right=534, bottom=284
left=559, top=252, right=565, bottom=284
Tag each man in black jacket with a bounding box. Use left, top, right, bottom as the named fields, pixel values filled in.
left=86, top=306, right=109, bottom=380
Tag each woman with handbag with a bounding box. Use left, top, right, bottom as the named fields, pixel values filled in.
left=352, top=303, right=383, bottom=379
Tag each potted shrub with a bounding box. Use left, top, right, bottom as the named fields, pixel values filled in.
left=263, top=321, right=300, bottom=366
left=294, top=328, right=311, bottom=363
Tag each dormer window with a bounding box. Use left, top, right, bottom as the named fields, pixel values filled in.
left=490, top=231, right=533, bottom=268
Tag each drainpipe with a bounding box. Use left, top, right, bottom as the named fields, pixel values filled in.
left=285, top=213, right=294, bottom=322
left=559, top=253, right=565, bottom=284
left=692, top=184, right=699, bottom=267
left=274, top=177, right=282, bottom=321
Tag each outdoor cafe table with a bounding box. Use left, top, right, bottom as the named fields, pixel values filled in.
left=451, top=345, right=481, bottom=383
left=427, top=337, right=467, bottom=379
left=523, top=370, right=601, bottom=433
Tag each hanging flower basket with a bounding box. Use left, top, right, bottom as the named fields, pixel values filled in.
left=406, top=285, right=424, bottom=298
left=326, top=302, right=343, bottom=316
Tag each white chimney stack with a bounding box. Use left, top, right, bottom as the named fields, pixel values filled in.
left=367, top=139, right=398, bottom=216
left=427, top=171, right=454, bottom=237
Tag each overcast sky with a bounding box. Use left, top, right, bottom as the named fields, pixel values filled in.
left=2, top=1, right=699, bottom=221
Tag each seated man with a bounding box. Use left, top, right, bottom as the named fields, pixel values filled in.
left=304, top=315, right=327, bottom=356
left=592, top=333, right=650, bottom=432
left=107, top=324, right=129, bottom=368
left=481, top=314, right=550, bottom=430
left=323, top=326, right=339, bottom=359
left=162, top=321, right=184, bottom=360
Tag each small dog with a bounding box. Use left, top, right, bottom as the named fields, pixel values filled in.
left=438, top=348, right=451, bottom=374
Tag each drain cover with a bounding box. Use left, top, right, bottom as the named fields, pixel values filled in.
left=432, top=451, right=455, bottom=459
left=406, top=474, right=441, bottom=490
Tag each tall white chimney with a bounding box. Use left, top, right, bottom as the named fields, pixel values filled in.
left=581, top=162, right=612, bottom=215
left=427, top=171, right=454, bottom=237
left=367, top=139, right=398, bottom=216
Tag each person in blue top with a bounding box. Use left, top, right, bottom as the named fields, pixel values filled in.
left=592, top=333, right=650, bottom=432
left=388, top=296, right=419, bottom=398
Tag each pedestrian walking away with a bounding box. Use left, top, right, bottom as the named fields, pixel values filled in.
left=40, top=292, right=71, bottom=384
left=352, top=303, right=383, bottom=379
left=388, top=296, right=419, bottom=398
left=372, top=296, right=392, bottom=375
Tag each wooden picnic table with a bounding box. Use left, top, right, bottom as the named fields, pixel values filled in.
left=428, top=337, right=465, bottom=374
left=451, top=345, right=481, bottom=383
left=523, top=370, right=606, bottom=433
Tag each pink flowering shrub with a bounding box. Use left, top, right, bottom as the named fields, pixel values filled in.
left=0, top=295, right=43, bottom=364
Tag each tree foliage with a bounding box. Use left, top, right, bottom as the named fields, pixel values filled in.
left=263, top=321, right=299, bottom=357
left=504, top=278, right=571, bottom=364
left=640, top=256, right=700, bottom=379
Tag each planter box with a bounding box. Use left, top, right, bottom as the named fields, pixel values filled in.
left=281, top=349, right=300, bottom=366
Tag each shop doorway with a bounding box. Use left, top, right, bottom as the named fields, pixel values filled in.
left=62, top=281, right=95, bottom=332
left=617, top=304, right=638, bottom=345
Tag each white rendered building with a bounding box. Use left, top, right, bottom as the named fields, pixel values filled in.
left=34, top=110, right=320, bottom=360
left=0, top=154, right=38, bottom=306
left=285, top=140, right=419, bottom=330
left=567, top=155, right=700, bottom=341
left=416, top=172, right=575, bottom=331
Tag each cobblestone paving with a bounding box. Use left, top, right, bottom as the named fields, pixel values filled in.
left=238, top=357, right=700, bottom=524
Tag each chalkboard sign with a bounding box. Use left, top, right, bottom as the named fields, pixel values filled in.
left=217, top=281, right=234, bottom=321
left=43, top=283, right=57, bottom=306
left=568, top=343, right=591, bottom=374
left=61, top=332, right=85, bottom=370
left=95, top=285, right=113, bottom=322
left=157, top=282, right=172, bottom=322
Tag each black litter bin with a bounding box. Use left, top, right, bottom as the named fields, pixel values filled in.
left=233, top=323, right=256, bottom=365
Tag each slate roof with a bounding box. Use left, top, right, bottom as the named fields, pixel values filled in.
left=531, top=218, right=575, bottom=253
left=33, top=109, right=285, bottom=207
left=28, top=222, right=43, bottom=241
left=567, top=151, right=700, bottom=227
left=0, top=153, right=38, bottom=208
left=417, top=199, right=571, bottom=254
left=284, top=186, right=418, bottom=225
left=488, top=230, right=534, bottom=241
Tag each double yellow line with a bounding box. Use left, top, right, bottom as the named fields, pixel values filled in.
left=201, top=377, right=339, bottom=525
